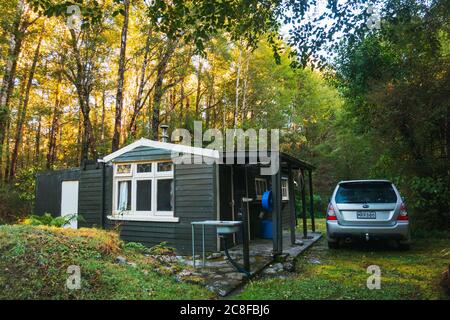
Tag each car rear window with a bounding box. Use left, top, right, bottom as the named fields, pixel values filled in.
left=335, top=182, right=397, bottom=204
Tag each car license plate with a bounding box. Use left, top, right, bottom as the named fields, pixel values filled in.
left=357, top=211, right=376, bottom=219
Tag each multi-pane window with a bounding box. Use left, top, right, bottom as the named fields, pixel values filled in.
left=157, top=162, right=173, bottom=172
left=137, top=163, right=152, bottom=173
left=116, top=164, right=132, bottom=175
left=136, top=180, right=152, bottom=211
left=117, top=181, right=132, bottom=211
left=255, top=178, right=268, bottom=200
left=114, top=162, right=174, bottom=219
left=157, top=179, right=174, bottom=211
left=281, top=177, right=289, bottom=201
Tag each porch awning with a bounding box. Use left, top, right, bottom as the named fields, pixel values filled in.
left=221, top=151, right=315, bottom=171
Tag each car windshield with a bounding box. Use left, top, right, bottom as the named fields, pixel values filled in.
left=335, top=182, right=397, bottom=204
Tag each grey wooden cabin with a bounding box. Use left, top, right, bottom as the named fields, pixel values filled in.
left=35, top=138, right=316, bottom=255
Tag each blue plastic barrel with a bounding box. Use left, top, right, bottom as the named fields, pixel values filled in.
left=261, top=190, right=273, bottom=212
left=260, top=219, right=273, bottom=239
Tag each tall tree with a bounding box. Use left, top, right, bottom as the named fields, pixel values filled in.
left=46, top=69, right=63, bottom=170
left=150, top=39, right=176, bottom=139
left=9, top=31, right=43, bottom=180
left=0, top=0, right=37, bottom=179
left=128, top=29, right=156, bottom=139
left=62, top=27, right=105, bottom=162
left=333, top=0, right=450, bottom=229
left=111, top=0, right=130, bottom=152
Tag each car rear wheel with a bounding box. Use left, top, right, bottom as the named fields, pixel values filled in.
left=328, top=241, right=340, bottom=249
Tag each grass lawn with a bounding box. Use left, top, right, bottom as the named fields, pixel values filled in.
left=233, top=219, right=450, bottom=300
left=0, top=225, right=213, bottom=300
left=1, top=221, right=448, bottom=300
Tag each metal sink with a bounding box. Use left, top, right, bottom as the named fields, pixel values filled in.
left=191, top=220, right=244, bottom=268
left=191, top=220, right=242, bottom=235
left=215, top=221, right=242, bottom=235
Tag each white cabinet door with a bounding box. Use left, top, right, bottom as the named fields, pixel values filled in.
left=61, top=181, right=79, bottom=229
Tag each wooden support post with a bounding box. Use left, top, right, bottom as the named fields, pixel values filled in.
left=100, top=162, right=105, bottom=229
left=241, top=197, right=251, bottom=273
left=308, top=170, right=316, bottom=232
left=300, top=169, right=308, bottom=239
left=272, top=164, right=282, bottom=255
left=288, top=165, right=297, bottom=245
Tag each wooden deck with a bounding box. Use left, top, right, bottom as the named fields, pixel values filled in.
left=180, top=231, right=322, bottom=296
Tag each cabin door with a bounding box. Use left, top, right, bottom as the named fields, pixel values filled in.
left=61, top=181, right=79, bottom=229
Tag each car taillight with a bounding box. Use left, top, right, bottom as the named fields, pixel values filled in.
left=397, top=203, right=408, bottom=221
left=327, top=203, right=337, bottom=221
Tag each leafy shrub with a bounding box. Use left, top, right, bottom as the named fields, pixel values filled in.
left=149, top=242, right=175, bottom=255
left=296, top=193, right=325, bottom=218
left=0, top=185, right=32, bottom=224
left=123, top=241, right=150, bottom=254
left=14, top=167, right=38, bottom=202
left=310, top=194, right=325, bottom=218
left=0, top=167, right=39, bottom=224
left=408, top=177, right=450, bottom=231
left=21, top=213, right=79, bottom=228
left=371, top=158, right=449, bottom=231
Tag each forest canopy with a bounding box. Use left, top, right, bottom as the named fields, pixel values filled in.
left=0, top=0, right=448, bottom=230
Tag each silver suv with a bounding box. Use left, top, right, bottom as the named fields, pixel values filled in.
left=326, top=180, right=411, bottom=250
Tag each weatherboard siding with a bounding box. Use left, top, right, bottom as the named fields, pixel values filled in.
left=104, top=162, right=218, bottom=255
left=35, top=168, right=80, bottom=217
left=78, top=164, right=105, bottom=228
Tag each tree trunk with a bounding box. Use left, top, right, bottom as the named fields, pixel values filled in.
left=101, top=89, right=106, bottom=141
left=76, top=87, right=98, bottom=162
left=35, top=114, right=41, bottom=163
left=3, top=120, right=11, bottom=183
left=150, top=40, right=176, bottom=140
left=112, top=0, right=130, bottom=152
left=151, top=82, right=163, bottom=140
left=241, top=53, right=250, bottom=123
left=129, top=30, right=153, bottom=139
left=10, top=33, right=43, bottom=180
left=0, top=0, right=26, bottom=181
left=234, top=46, right=243, bottom=130
left=77, top=109, right=82, bottom=165
left=195, top=61, right=202, bottom=116
left=66, top=29, right=99, bottom=163
left=3, top=71, right=27, bottom=182
left=46, top=72, right=62, bottom=170
left=179, top=80, right=185, bottom=126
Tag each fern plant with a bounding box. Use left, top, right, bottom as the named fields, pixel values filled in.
left=21, top=213, right=81, bottom=228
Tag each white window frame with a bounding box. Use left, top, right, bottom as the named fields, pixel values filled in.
left=110, top=161, right=178, bottom=222
left=255, top=178, right=268, bottom=200
left=281, top=177, right=289, bottom=201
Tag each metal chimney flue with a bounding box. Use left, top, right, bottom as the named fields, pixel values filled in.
left=160, top=124, right=169, bottom=143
